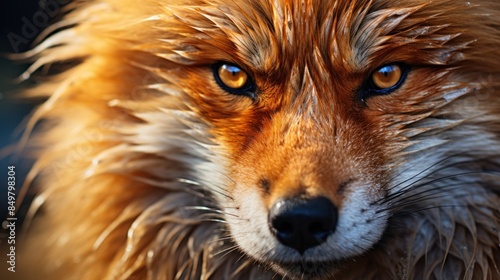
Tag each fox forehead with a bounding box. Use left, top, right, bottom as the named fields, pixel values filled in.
left=169, top=0, right=375, bottom=71
left=171, top=1, right=467, bottom=69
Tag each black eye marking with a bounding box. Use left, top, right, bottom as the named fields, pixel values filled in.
left=213, top=62, right=256, bottom=98
left=358, top=63, right=410, bottom=104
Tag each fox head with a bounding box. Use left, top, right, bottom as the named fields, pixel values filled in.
left=17, top=0, right=500, bottom=279
left=163, top=0, right=500, bottom=276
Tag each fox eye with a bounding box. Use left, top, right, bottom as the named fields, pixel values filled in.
left=372, top=64, right=403, bottom=89
left=213, top=63, right=255, bottom=98
left=359, top=63, right=409, bottom=103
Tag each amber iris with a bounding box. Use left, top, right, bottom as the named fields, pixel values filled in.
left=371, top=64, right=403, bottom=89
left=217, top=64, right=249, bottom=89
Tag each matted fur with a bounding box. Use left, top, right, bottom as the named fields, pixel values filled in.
left=13, top=0, right=500, bottom=279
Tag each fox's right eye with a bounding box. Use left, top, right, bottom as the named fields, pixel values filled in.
left=358, top=63, right=410, bottom=104
left=213, top=62, right=256, bottom=98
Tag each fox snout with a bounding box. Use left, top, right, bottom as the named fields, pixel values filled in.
left=222, top=108, right=391, bottom=271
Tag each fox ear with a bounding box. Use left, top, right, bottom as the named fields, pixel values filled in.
left=213, top=62, right=257, bottom=99
left=358, top=63, right=410, bottom=104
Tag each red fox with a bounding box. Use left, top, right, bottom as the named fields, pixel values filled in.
left=13, top=0, right=500, bottom=279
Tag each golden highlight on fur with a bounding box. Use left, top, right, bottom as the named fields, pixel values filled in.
left=12, top=0, right=500, bottom=279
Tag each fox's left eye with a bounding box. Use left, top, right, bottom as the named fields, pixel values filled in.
left=213, top=63, right=255, bottom=98
left=359, top=63, right=409, bottom=103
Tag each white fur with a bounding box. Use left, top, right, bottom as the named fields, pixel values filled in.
left=224, top=181, right=388, bottom=264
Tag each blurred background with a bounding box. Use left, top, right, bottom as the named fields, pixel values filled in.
left=1, top=0, right=65, bottom=237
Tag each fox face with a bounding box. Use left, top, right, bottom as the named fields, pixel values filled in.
left=212, top=61, right=394, bottom=271
left=16, top=0, right=500, bottom=279
left=171, top=0, right=500, bottom=277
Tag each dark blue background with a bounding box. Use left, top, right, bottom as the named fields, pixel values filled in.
left=1, top=0, right=66, bottom=238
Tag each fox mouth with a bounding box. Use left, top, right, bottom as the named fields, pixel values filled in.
left=269, top=259, right=347, bottom=279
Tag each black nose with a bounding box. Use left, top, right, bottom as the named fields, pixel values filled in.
left=269, top=196, right=338, bottom=254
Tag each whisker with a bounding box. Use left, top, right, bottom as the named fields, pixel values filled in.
left=183, top=205, right=239, bottom=218
left=381, top=182, right=468, bottom=207
left=207, top=236, right=234, bottom=244
left=390, top=204, right=469, bottom=218
left=379, top=152, right=471, bottom=197
left=381, top=169, right=499, bottom=205
left=382, top=153, right=499, bottom=200
left=212, top=244, right=241, bottom=259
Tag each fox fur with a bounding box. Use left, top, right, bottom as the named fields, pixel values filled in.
left=13, top=0, right=500, bottom=279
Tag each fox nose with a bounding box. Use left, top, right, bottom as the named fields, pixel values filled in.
left=269, top=196, right=338, bottom=254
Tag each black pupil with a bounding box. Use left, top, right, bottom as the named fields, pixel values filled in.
left=380, top=66, right=393, bottom=76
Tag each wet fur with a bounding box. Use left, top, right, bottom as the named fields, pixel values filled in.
left=15, top=0, right=500, bottom=279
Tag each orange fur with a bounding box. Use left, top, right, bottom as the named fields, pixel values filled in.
left=12, top=0, right=500, bottom=279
